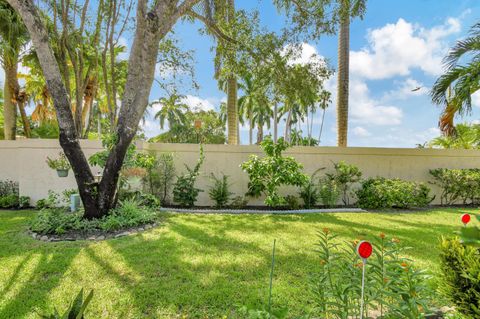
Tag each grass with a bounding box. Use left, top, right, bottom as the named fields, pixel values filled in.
left=0, top=208, right=472, bottom=318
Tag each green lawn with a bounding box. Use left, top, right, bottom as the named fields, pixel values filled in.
left=0, top=208, right=471, bottom=318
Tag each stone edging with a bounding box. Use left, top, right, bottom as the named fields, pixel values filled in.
left=160, top=207, right=366, bottom=214
left=29, top=222, right=158, bottom=242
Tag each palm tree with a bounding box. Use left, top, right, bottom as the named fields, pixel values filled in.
left=238, top=72, right=260, bottom=145
left=152, top=91, right=189, bottom=130
left=0, top=1, right=30, bottom=139
left=252, top=98, right=273, bottom=144
left=318, top=90, right=332, bottom=143
left=431, top=23, right=480, bottom=136
left=429, top=123, right=480, bottom=149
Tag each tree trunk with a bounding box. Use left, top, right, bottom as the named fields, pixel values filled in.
left=248, top=112, right=253, bottom=145
left=227, top=76, right=238, bottom=144
left=336, top=11, right=350, bottom=147
left=273, top=103, right=278, bottom=142
left=256, top=122, right=263, bottom=144
left=17, top=91, right=31, bottom=138
left=319, top=107, right=326, bottom=144
left=8, top=0, right=192, bottom=219
left=284, top=109, right=292, bottom=142
left=3, top=62, right=18, bottom=140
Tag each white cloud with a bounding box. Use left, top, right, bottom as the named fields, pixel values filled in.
left=382, top=78, right=428, bottom=101
left=349, top=78, right=403, bottom=126
left=352, top=126, right=371, bottom=137
left=350, top=17, right=461, bottom=79
left=182, top=95, right=215, bottom=111
left=472, top=91, right=480, bottom=108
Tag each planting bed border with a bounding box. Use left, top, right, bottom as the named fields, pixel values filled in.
left=160, top=207, right=366, bottom=214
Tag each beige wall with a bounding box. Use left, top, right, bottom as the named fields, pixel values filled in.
left=1, top=139, right=479, bottom=206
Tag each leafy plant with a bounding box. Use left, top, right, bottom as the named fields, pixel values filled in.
left=439, top=237, right=480, bottom=318
left=230, top=196, right=249, bottom=209
left=36, top=190, right=60, bottom=209
left=18, top=196, right=30, bottom=208
left=142, top=152, right=176, bottom=204
left=312, top=229, right=433, bottom=319
left=0, top=180, right=18, bottom=197
left=241, top=136, right=308, bottom=207
left=326, top=161, right=362, bottom=205
left=0, top=194, right=19, bottom=208
left=208, top=173, right=233, bottom=208
left=46, top=152, right=71, bottom=170
left=285, top=195, right=300, bottom=210
left=318, top=178, right=340, bottom=208
left=173, top=145, right=205, bottom=207
left=299, top=169, right=324, bottom=209
left=99, top=198, right=157, bottom=232
left=430, top=168, right=480, bottom=205
left=39, top=288, right=93, bottom=319
left=356, top=178, right=434, bottom=209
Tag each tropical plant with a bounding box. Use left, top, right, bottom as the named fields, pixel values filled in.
left=0, top=0, right=30, bottom=139
left=299, top=169, right=324, bottom=208
left=151, top=90, right=188, bottom=129
left=241, top=136, right=308, bottom=206
left=208, top=173, right=233, bottom=208
left=318, top=178, right=340, bottom=208
left=429, top=168, right=480, bottom=205
left=431, top=23, right=480, bottom=136
left=39, top=289, right=94, bottom=319
left=428, top=123, right=480, bottom=149
left=439, top=237, right=480, bottom=318
left=173, top=145, right=205, bottom=207
left=142, top=153, right=176, bottom=204
left=274, top=0, right=367, bottom=146
left=326, top=161, right=362, bottom=205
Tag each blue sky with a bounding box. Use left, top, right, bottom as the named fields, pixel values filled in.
left=144, top=0, right=480, bottom=147
left=3, top=0, right=480, bottom=147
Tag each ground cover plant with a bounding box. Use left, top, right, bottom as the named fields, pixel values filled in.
left=0, top=208, right=468, bottom=318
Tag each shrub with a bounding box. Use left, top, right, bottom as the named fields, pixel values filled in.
left=30, top=199, right=157, bottom=235
left=356, top=178, right=433, bottom=209
left=142, top=152, right=176, bottom=204
left=284, top=195, right=300, bottom=210
left=318, top=178, right=340, bottom=208
left=299, top=169, right=324, bottom=209
left=19, top=196, right=30, bottom=208
left=0, top=180, right=18, bottom=197
left=312, top=230, right=433, bottom=318
left=208, top=173, right=233, bottom=208
left=230, top=196, right=248, bottom=209
left=429, top=168, right=480, bottom=205
left=36, top=190, right=61, bottom=209
left=0, top=194, right=19, bottom=208
left=241, top=136, right=308, bottom=207
left=173, top=145, right=205, bottom=207
left=326, top=161, right=362, bottom=205
left=439, top=237, right=480, bottom=318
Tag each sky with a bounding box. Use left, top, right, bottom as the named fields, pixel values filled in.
left=3, top=0, right=480, bottom=148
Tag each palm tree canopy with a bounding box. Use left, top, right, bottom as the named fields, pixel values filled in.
left=151, top=91, right=189, bottom=129
left=431, top=23, right=480, bottom=135
left=0, top=1, right=29, bottom=66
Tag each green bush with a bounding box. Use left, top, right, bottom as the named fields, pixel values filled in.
left=356, top=178, right=433, bottom=209
left=30, top=199, right=157, bottom=235
left=326, top=161, right=362, bottom=205
left=173, top=145, right=205, bottom=207
left=142, top=152, right=176, bottom=204
left=0, top=194, right=19, bottom=208
left=429, top=168, right=480, bottom=205
left=36, top=190, right=60, bottom=209
left=318, top=178, right=340, bottom=208
left=19, top=196, right=30, bottom=208
left=0, top=180, right=18, bottom=197
left=439, top=237, right=480, bottom=317
left=285, top=195, right=300, bottom=210
left=230, top=196, right=248, bottom=209
left=241, top=136, right=308, bottom=207
left=299, top=169, right=323, bottom=209
left=208, top=173, right=233, bottom=208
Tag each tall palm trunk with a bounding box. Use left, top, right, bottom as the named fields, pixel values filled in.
left=319, top=107, right=326, bottom=144
left=227, top=76, right=238, bottom=144
left=248, top=112, right=253, bottom=145
left=226, top=0, right=238, bottom=145
left=17, top=91, right=31, bottom=138
left=3, top=62, right=18, bottom=140
left=273, top=103, right=278, bottom=142
left=256, top=122, right=263, bottom=144
left=284, top=109, right=292, bottom=142
left=336, top=12, right=350, bottom=147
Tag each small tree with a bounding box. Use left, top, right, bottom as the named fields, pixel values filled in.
left=241, top=136, right=308, bottom=207
left=326, top=161, right=362, bottom=205
left=173, top=145, right=205, bottom=207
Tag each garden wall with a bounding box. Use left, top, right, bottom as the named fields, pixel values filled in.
left=1, top=139, right=480, bottom=206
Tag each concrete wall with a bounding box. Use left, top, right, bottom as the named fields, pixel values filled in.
left=1, top=139, right=479, bottom=205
